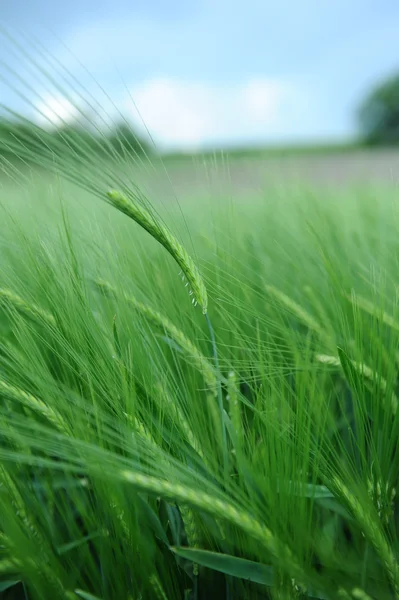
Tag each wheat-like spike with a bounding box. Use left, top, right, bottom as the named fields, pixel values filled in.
left=0, top=466, right=32, bottom=532
left=367, top=473, right=396, bottom=525
left=120, top=470, right=310, bottom=586
left=124, top=411, right=177, bottom=476
left=0, top=288, right=56, bottom=327
left=351, top=589, right=373, bottom=600
left=338, top=588, right=374, bottom=600
left=0, top=378, right=68, bottom=432
left=345, top=292, right=399, bottom=332
left=179, top=504, right=200, bottom=576
left=0, top=468, right=70, bottom=598
left=315, top=353, right=398, bottom=417
left=265, top=284, right=326, bottom=339
left=108, top=497, right=131, bottom=541
left=107, top=190, right=208, bottom=313
left=149, top=574, right=169, bottom=600
left=126, top=413, right=159, bottom=447
left=154, top=382, right=204, bottom=456
left=96, top=278, right=216, bottom=394
left=315, top=354, right=342, bottom=368
left=331, top=476, right=399, bottom=597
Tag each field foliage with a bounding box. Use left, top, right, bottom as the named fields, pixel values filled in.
left=0, top=30, right=399, bottom=600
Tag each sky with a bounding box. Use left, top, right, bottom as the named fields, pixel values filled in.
left=1, top=0, right=399, bottom=150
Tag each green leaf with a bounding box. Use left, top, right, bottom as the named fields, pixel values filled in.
left=57, top=531, right=103, bottom=555
left=0, top=580, right=20, bottom=592
left=277, top=480, right=334, bottom=499
left=136, top=494, right=169, bottom=546
left=75, top=590, right=103, bottom=600
left=171, top=547, right=330, bottom=598
left=316, top=497, right=352, bottom=520
left=171, top=547, right=274, bottom=586
left=164, top=502, right=183, bottom=546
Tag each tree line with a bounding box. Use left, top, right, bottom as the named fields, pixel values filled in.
left=0, top=117, right=151, bottom=166
left=357, top=72, right=399, bottom=145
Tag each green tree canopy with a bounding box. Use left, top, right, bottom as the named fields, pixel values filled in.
left=0, top=115, right=151, bottom=167
left=358, top=72, right=399, bottom=145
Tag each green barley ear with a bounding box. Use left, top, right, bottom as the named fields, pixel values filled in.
left=315, top=352, right=398, bottom=418
left=265, top=284, right=325, bottom=338
left=0, top=378, right=67, bottom=433
left=331, top=475, right=399, bottom=595
left=95, top=278, right=217, bottom=395
left=107, top=189, right=208, bottom=314
left=179, top=504, right=200, bottom=577
left=351, top=588, right=373, bottom=600
left=149, top=574, right=169, bottom=600
left=0, top=288, right=55, bottom=328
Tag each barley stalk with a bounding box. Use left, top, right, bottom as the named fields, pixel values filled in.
left=179, top=504, right=200, bottom=576
left=315, top=353, right=398, bottom=417
left=149, top=574, right=169, bottom=600
left=0, top=468, right=69, bottom=598
left=107, top=190, right=208, bottom=313
left=265, top=284, right=326, bottom=340
left=331, top=476, right=399, bottom=597
left=0, top=378, right=68, bottom=432
left=119, top=469, right=315, bottom=589
left=0, top=288, right=55, bottom=327
left=95, top=278, right=217, bottom=395
left=345, top=292, right=399, bottom=332
left=154, top=382, right=204, bottom=456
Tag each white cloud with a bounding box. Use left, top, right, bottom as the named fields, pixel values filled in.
left=31, top=77, right=306, bottom=149
left=128, top=78, right=216, bottom=150
left=126, top=76, right=295, bottom=150
left=35, top=96, right=79, bottom=128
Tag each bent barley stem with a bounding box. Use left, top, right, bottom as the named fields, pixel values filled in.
left=104, top=189, right=227, bottom=474
left=205, top=313, right=228, bottom=480
left=106, top=189, right=207, bottom=314
left=0, top=288, right=55, bottom=327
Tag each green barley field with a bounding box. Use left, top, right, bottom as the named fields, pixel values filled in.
left=1, top=37, right=399, bottom=600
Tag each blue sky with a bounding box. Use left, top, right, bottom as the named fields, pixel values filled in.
left=1, top=0, right=399, bottom=150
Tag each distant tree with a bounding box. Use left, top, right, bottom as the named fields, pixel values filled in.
left=357, top=72, right=399, bottom=145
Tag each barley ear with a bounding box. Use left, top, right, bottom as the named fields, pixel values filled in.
left=179, top=504, right=200, bottom=576
left=107, top=190, right=208, bottom=313
left=95, top=278, right=216, bottom=395
left=0, top=288, right=55, bottom=327
left=149, top=574, right=169, bottom=600
left=331, top=476, right=399, bottom=596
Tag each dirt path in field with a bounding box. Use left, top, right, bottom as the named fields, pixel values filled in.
left=138, top=149, right=399, bottom=201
